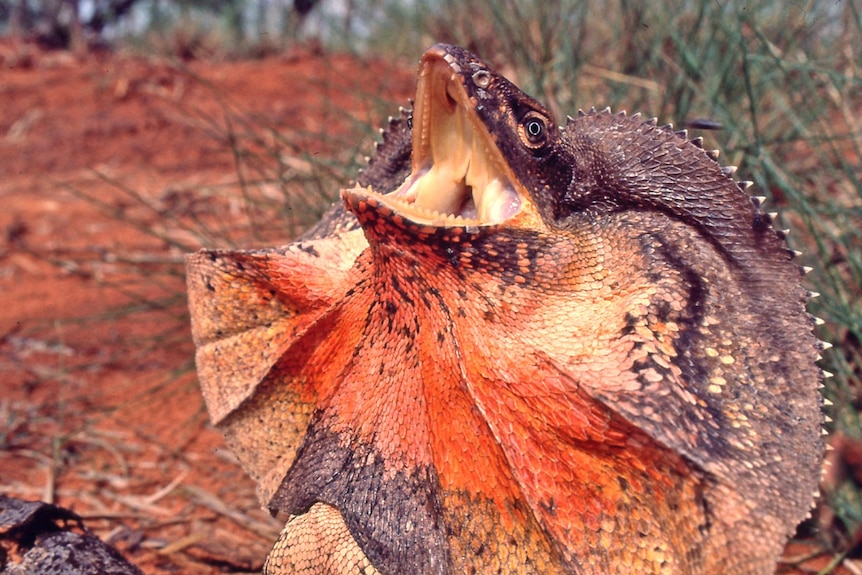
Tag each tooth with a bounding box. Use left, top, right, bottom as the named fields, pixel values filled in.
left=479, top=179, right=521, bottom=224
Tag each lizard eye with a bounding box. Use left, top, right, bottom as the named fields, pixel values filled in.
left=519, top=112, right=549, bottom=150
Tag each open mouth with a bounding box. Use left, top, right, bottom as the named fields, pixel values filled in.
left=345, top=50, right=524, bottom=227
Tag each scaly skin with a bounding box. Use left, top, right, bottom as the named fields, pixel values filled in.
left=186, top=44, right=824, bottom=574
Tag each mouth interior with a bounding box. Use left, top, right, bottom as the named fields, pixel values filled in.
left=357, top=57, right=522, bottom=227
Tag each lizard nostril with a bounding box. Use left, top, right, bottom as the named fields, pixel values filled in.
left=472, top=70, right=491, bottom=89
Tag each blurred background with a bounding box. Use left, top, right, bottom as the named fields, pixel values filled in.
left=1, top=1, right=860, bottom=573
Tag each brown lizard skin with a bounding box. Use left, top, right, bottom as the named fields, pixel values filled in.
left=186, top=44, right=825, bottom=574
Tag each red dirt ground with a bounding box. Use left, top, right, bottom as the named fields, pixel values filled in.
left=0, top=40, right=414, bottom=573
left=0, top=40, right=853, bottom=574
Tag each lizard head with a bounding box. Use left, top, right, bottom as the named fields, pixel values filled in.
left=343, top=43, right=564, bottom=231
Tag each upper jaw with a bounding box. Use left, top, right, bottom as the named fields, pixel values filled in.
left=343, top=47, right=527, bottom=228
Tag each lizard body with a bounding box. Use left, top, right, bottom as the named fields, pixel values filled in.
left=186, top=44, right=824, bottom=574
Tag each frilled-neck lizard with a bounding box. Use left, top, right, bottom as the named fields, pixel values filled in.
left=186, top=44, right=825, bottom=574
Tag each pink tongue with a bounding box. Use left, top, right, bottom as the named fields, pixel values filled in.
left=412, top=166, right=468, bottom=214
left=478, top=180, right=521, bottom=224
